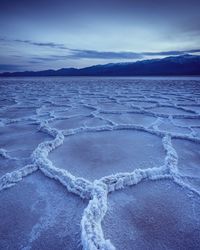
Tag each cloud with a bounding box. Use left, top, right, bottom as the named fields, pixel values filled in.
left=14, top=39, right=68, bottom=50
left=32, top=48, right=200, bottom=62
left=0, top=64, right=22, bottom=71
left=68, top=49, right=143, bottom=59
left=143, top=49, right=200, bottom=56
left=0, top=37, right=68, bottom=50
left=1, top=37, right=200, bottom=62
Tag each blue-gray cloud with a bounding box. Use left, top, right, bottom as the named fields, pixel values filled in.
left=0, top=64, right=23, bottom=71
left=32, top=48, right=200, bottom=61
left=143, top=49, right=200, bottom=56
left=68, top=49, right=143, bottom=59
left=0, top=38, right=68, bottom=50
left=1, top=38, right=200, bottom=63
left=14, top=39, right=68, bottom=50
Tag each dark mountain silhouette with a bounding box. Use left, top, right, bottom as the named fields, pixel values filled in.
left=1, top=54, right=200, bottom=76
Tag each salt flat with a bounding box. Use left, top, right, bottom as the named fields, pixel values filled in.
left=0, top=76, right=200, bottom=249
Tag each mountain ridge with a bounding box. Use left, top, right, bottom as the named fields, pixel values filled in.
left=1, top=54, right=200, bottom=76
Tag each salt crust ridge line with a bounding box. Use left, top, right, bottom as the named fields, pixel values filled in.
left=0, top=164, right=38, bottom=191
left=81, top=181, right=115, bottom=250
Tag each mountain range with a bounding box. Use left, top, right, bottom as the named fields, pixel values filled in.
left=1, top=54, right=200, bottom=76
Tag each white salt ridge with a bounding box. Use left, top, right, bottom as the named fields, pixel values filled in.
left=0, top=164, right=38, bottom=191
left=0, top=78, right=200, bottom=249
left=0, top=148, right=13, bottom=159
left=81, top=181, right=115, bottom=250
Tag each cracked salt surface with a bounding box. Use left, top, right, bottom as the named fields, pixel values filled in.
left=173, top=139, right=200, bottom=177
left=0, top=172, right=86, bottom=250
left=102, top=180, right=200, bottom=250
left=0, top=77, right=200, bottom=249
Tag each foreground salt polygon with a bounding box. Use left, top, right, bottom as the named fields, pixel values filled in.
left=0, top=77, right=200, bottom=250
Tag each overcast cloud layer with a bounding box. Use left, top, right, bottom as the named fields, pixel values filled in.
left=0, top=0, right=200, bottom=72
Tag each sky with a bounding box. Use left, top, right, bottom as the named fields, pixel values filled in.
left=0, top=0, right=200, bottom=72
